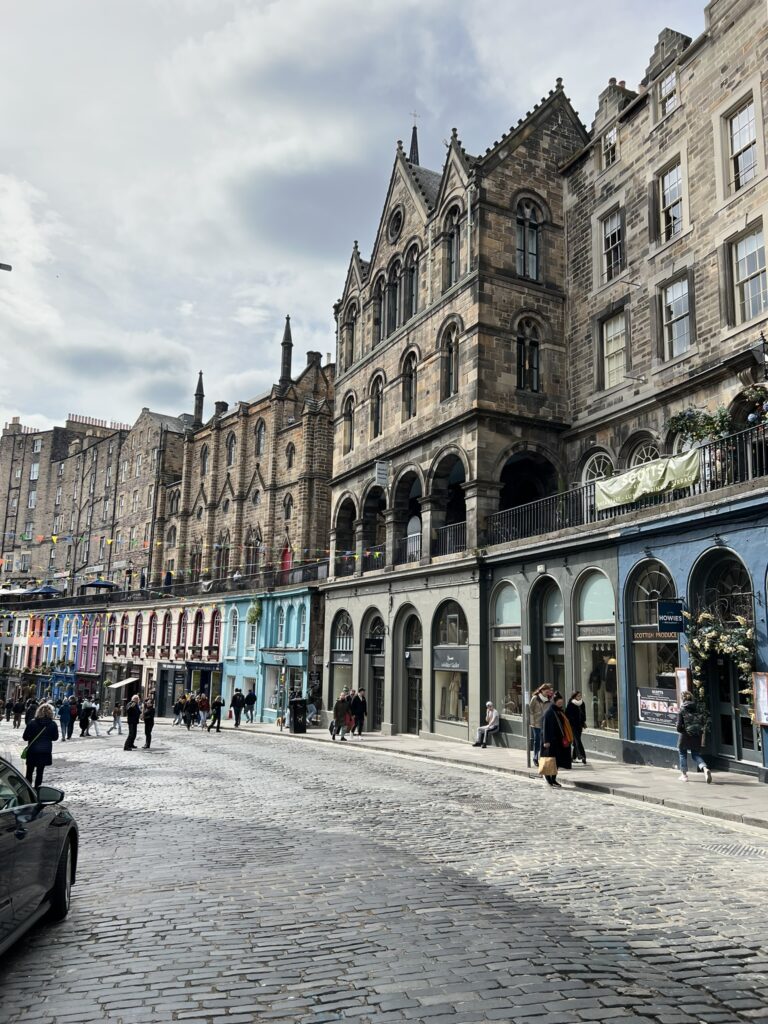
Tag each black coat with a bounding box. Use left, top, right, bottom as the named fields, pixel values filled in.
left=143, top=707, right=155, bottom=728
left=126, top=702, right=142, bottom=726
left=541, top=704, right=572, bottom=770
left=244, top=691, right=256, bottom=706
left=676, top=700, right=704, bottom=751
left=22, top=717, right=59, bottom=767
left=565, top=700, right=586, bottom=735
left=350, top=695, right=367, bottom=718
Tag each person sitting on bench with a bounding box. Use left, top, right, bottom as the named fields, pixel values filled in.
left=472, top=701, right=500, bottom=748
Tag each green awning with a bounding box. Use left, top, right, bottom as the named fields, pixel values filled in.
left=595, top=448, right=700, bottom=511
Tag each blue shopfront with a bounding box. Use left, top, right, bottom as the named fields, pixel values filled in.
left=617, top=496, right=768, bottom=780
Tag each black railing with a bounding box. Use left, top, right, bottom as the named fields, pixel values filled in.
left=431, top=522, right=467, bottom=557
left=362, top=543, right=386, bottom=573
left=395, top=534, right=421, bottom=565
left=486, top=423, right=768, bottom=546
left=334, top=555, right=356, bottom=577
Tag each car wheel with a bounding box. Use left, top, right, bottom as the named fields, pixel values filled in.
left=49, top=837, right=73, bottom=921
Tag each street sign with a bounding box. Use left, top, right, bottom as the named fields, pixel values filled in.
left=657, top=600, right=685, bottom=633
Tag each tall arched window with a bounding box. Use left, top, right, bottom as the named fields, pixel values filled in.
left=215, top=530, right=230, bottom=577
left=386, top=261, right=401, bottom=336
left=402, top=352, right=417, bottom=420
left=516, top=318, right=540, bottom=393
left=107, top=614, right=116, bottom=648
left=148, top=613, right=157, bottom=646
left=244, top=528, right=260, bottom=575
left=189, top=540, right=202, bottom=581
left=133, top=613, right=143, bottom=647
left=284, top=494, right=293, bottom=521
left=298, top=605, right=307, bottom=644
left=444, top=206, right=461, bottom=288
left=193, top=610, right=204, bottom=647
left=255, top=421, right=266, bottom=456
left=200, top=445, right=209, bottom=477
left=492, top=584, right=522, bottom=714
left=343, top=303, right=358, bottom=368
left=209, top=609, right=221, bottom=648
left=403, top=246, right=418, bottom=321
left=286, top=443, right=295, bottom=469
left=226, top=432, right=237, bottom=468
left=177, top=611, right=188, bottom=649
left=162, top=612, right=172, bottom=647
left=576, top=572, right=617, bottom=732
left=372, top=278, right=385, bottom=347
left=229, top=608, right=239, bottom=649
left=370, top=376, right=384, bottom=439
left=629, top=561, right=678, bottom=728
left=166, top=525, right=177, bottom=548
left=516, top=199, right=541, bottom=280
left=343, top=396, right=355, bottom=454
left=441, top=325, right=459, bottom=400
left=277, top=607, right=285, bottom=645
left=119, top=614, right=129, bottom=646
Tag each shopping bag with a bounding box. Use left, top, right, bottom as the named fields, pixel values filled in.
left=537, top=756, right=557, bottom=776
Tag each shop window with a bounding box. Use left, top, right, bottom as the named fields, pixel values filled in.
left=628, top=561, right=679, bottom=729
left=433, top=601, right=468, bottom=724
left=492, top=584, right=522, bottom=715
left=576, top=572, right=618, bottom=732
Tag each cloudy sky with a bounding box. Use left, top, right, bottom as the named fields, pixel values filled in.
left=0, top=0, right=705, bottom=432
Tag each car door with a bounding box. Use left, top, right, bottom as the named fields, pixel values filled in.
left=4, top=767, right=52, bottom=924
left=0, top=804, right=18, bottom=943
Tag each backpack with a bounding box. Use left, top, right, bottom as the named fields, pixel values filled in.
left=681, top=703, right=707, bottom=737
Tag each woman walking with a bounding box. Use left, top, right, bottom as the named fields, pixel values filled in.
left=22, top=703, right=59, bottom=789
left=142, top=699, right=155, bottom=749
left=332, top=692, right=348, bottom=741
left=676, top=690, right=712, bottom=783
left=540, top=691, right=573, bottom=788
left=528, top=684, right=552, bottom=767
left=207, top=694, right=224, bottom=733
left=566, top=692, right=587, bottom=764
left=107, top=702, right=123, bottom=735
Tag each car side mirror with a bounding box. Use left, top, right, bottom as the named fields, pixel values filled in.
left=36, top=785, right=64, bottom=805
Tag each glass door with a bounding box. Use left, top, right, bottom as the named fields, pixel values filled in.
left=371, top=666, right=384, bottom=730
left=708, top=655, right=761, bottom=762
left=406, top=670, right=422, bottom=734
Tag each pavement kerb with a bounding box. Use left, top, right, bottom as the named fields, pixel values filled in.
left=155, top=716, right=768, bottom=833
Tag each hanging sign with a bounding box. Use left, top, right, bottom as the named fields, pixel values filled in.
left=657, top=600, right=685, bottom=633
left=364, top=637, right=383, bottom=654
left=374, top=461, right=389, bottom=488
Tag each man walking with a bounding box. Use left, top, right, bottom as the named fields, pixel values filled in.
left=231, top=688, right=245, bottom=728
left=528, top=684, right=552, bottom=767
left=472, top=701, right=500, bottom=748
left=350, top=688, right=367, bottom=737
left=124, top=695, right=141, bottom=750
left=207, top=694, right=224, bottom=733
left=244, top=688, right=256, bottom=723
left=198, top=692, right=210, bottom=728
left=142, top=698, right=156, bottom=749
left=58, top=698, right=71, bottom=741
left=13, top=698, right=24, bottom=729
left=677, top=690, right=712, bottom=783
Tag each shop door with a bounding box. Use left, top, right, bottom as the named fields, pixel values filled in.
left=708, top=655, right=761, bottom=763
left=406, top=670, right=422, bottom=734
left=371, top=666, right=384, bottom=731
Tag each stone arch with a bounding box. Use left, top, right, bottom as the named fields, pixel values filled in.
left=497, top=448, right=559, bottom=512
left=361, top=484, right=387, bottom=555
left=435, top=313, right=465, bottom=350
left=688, top=548, right=753, bottom=622
left=510, top=187, right=553, bottom=224
left=618, top=431, right=662, bottom=470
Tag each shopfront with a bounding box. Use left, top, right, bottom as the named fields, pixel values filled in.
left=363, top=615, right=385, bottom=731
left=491, top=583, right=522, bottom=716
left=575, top=571, right=619, bottom=733
left=627, top=561, right=681, bottom=739
left=330, top=610, right=353, bottom=698
left=402, top=613, right=423, bottom=735
left=261, top=651, right=305, bottom=720
left=156, top=661, right=187, bottom=716
left=186, top=660, right=222, bottom=698
left=432, top=601, right=469, bottom=740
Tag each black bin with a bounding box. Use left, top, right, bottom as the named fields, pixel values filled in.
left=289, top=697, right=307, bottom=734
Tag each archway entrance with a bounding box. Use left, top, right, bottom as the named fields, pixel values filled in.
left=364, top=614, right=385, bottom=730
left=499, top=452, right=558, bottom=511
left=431, top=455, right=466, bottom=556
left=403, top=614, right=422, bottom=734
left=393, top=471, right=422, bottom=564
left=362, top=488, right=386, bottom=572
left=334, top=498, right=356, bottom=577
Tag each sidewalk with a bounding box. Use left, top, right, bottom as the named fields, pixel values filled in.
left=159, top=716, right=768, bottom=831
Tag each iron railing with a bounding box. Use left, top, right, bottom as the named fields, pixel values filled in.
left=431, top=521, right=467, bottom=557
left=334, top=555, right=355, bottom=578
left=486, top=423, right=768, bottom=546
left=361, top=543, right=386, bottom=573
left=395, top=534, right=422, bottom=565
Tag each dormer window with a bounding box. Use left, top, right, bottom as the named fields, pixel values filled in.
left=602, top=126, right=618, bottom=169
left=659, top=70, right=678, bottom=117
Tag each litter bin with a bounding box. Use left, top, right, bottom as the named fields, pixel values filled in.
left=289, top=697, right=307, bottom=734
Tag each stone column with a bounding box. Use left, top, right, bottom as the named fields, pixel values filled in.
left=353, top=518, right=364, bottom=576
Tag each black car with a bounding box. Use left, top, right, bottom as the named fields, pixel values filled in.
left=0, top=756, right=78, bottom=955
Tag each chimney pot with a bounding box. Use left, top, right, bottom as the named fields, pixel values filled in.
left=609, top=76, right=617, bottom=86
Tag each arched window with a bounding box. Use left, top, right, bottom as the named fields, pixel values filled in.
left=244, top=528, right=260, bottom=575
left=342, top=303, right=358, bottom=369
left=166, top=525, right=177, bottom=548
left=226, top=432, right=237, bottom=468
left=277, top=607, right=285, bottom=645
left=444, top=206, right=461, bottom=288
left=298, top=605, right=307, bottom=644
left=107, top=614, right=116, bottom=648
left=402, top=352, right=417, bottom=420
left=372, top=277, right=385, bottom=347
left=492, top=583, right=522, bottom=714
left=133, top=613, right=143, bottom=647
left=215, top=530, right=230, bottom=578
left=170, top=490, right=180, bottom=514
left=629, top=561, right=679, bottom=727
left=516, top=199, right=541, bottom=280
left=343, top=396, right=355, bottom=454
left=370, top=376, right=384, bottom=439
left=386, top=261, right=401, bottom=336
left=161, top=612, right=172, bottom=646
left=193, top=610, right=204, bottom=647
left=433, top=601, right=469, bottom=723
left=516, top=318, right=540, bottom=393
left=403, top=245, right=418, bottom=322
left=576, top=571, right=617, bottom=732
left=255, top=421, right=266, bottom=456
left=629, top=439, right=661, bottom=466
left=286, top=443, right=295, bottom=469
left=332, top=610, right=353, bottom=650
left=285, top=606, right=295, bottom=645
left=582, top=450, right=615, bottom=484
left=148, top=613, right=158, bottom=646
left=209, top=609, right=221, bottom=648
left=284, top=494, right=293, bottom=521
left=440, top=325, right=459, bottom=400
left=189, top=540, right=202, bottom=581
left=177, top=611, right=188, bottom=649
left=229, top=608, right=239, bottom=649
left=119, top=614, right=129, bottom=646
left=200, top=445, right=209, bottom=477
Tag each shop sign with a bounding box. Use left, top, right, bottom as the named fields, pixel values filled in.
left=637, top=686, right=680, bottom=727
left=432, top=647, right=469, bottom=672
left=577, top=624, right=615, bottom=639
left=374, top=461, right=389, bottom=487
left=331, top=651, right=353, bottom=665
left=186, top=661, right=222, bottom=672
left=493, top=626, right=521, bottom=640
left=632, top=627, right=680, bottom=642
left=544, top=625, right=564, bottom=640
left=657, top=600, right=685, bottom=633
left=364, top=637, right=383, bottom=654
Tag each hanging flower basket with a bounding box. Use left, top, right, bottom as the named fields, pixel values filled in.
left=684, top=610, right=755, bottom=702
left=666, top=406, right=733, bottom=444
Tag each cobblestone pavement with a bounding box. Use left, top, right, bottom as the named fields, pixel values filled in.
left=2, top=726, right=768, bottom=1024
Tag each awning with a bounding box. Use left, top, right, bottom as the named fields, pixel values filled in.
left=83, top=579, right=119, bottom=589
left=107, top=676, right=140, bottom=690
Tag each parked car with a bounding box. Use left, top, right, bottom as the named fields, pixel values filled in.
left=0, top=755, right=78, bottom=955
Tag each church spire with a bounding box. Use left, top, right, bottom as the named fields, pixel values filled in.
left=193, top=371, right=204, bottom=426
left=408, top=122, right=419, bottom=165
left=279, top=315, right=293, bottom=388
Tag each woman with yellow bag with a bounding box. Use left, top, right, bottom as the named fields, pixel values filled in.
left=539, top=692, right=573, bottom=788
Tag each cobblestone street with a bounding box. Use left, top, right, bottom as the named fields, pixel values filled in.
left=2, top=725, right=768, bottom=1024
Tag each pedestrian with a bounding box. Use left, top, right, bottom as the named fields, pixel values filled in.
left=528, top=684, right=553, bottom=767
left=67, top=698, right=77, bottom=739
left=350, top=688, right=367, bottom=737
left=198, top=692, right=210, bottom=728
left=565, top=692, right=587, bottom=764
left=25, top=698, right=39, bottom=726
left=107, top=702, right=123, bottom=735
left=142, top=698, right=156, bottom=749
left=90, top=701, right=101, bottom=738
left=207, top=694, right=224, bottom=732
left=172, top=697, right=184, bottom=726
left=124, top=695, right=141, bottom=750
left=184, top=695, right=198, bottom=730
left=78, top=699, right=92, bottom=737
left=244, top=688, right=256, bottom=723
left=5, top=698, right=12, bottom=722
left=540, top=691, right=573, bottom=788
left=0, top=698, right=4, bottom=723
left=58, top=698, right=71, bottom=741
left=231, top=688, right=245, bottom=728
left=22, top=703, right=59, bottom=789
left=472, top=701, right=500, bottom=748
left=676, top=690, right=712, bottom=783
left=13, top=698, right=25, bottom=729
left=332, top=692, right=348, bottom=741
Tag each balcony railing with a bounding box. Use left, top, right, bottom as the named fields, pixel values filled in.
left=334, top=555, right=356, bottom=577
left=486, top=423, right=768, bottom=546
left=361, top=543, right=386, bottom=573
left=395, top=534, right=421, bottom=565
left=431, top=521, right=467, bottom=557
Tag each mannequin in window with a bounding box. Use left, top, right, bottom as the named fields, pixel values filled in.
left=447, top=672, right=461, bottom=719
